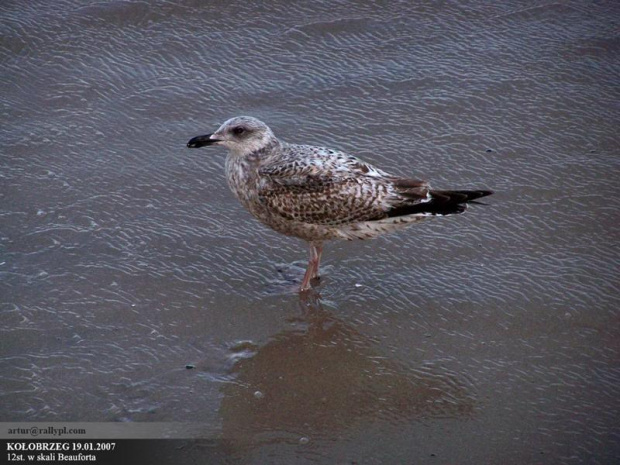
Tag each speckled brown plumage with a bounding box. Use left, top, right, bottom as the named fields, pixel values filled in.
left=187, top=116, right=492, bottom=291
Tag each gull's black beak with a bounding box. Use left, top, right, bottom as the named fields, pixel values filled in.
left=187, top=134, right=221, bottom=148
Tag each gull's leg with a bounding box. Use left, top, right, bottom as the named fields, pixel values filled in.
left=311, top=242, right=323, bottom=279
left=300, top=242, right=322, bottom=291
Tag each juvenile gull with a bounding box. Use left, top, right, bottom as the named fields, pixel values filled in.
left=187, top=116, right=492, bottom=291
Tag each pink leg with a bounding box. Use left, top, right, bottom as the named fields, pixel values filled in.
left=311, top=243, right=323, bottom=279
left=300, top=242, right=323, bottom=292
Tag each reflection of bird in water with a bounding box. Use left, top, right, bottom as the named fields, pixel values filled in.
left=218, top=291, right=474, bottom=449
left=188, top=116, right=492, bottom=291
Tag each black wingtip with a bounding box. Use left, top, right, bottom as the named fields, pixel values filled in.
left=386, top=189, right=493, bottom=218
left=446, top=189, right=493, bottom=201
left=465, top=190, right=494, bottom=205
left=470, top=189, right=494, bottom=200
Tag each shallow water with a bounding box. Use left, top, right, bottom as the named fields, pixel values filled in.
left=2, top=0, right=619, bottom=463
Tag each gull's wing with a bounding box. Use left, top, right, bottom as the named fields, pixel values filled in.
left=257, top=146, right=430, bottom=226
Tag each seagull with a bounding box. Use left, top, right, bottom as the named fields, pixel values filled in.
left=187, top=116, right=492, bottom=292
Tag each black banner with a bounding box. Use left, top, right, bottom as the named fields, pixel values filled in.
left=2, top=440, right=226, bottom=465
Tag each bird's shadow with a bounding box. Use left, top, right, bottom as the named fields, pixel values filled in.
left=217, top=290, right=475, bottom=452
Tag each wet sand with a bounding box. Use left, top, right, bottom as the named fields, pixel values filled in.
left=2, top=0, right=619, bottom=463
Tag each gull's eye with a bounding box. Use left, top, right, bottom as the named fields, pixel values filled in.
left=232, top=126, right=245, bottom=136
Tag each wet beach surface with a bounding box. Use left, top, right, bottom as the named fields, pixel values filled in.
left=2, top=0, right=619, bottom=463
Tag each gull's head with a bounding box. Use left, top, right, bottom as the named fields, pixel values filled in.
left=187, top=116, right=277, bottom=156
